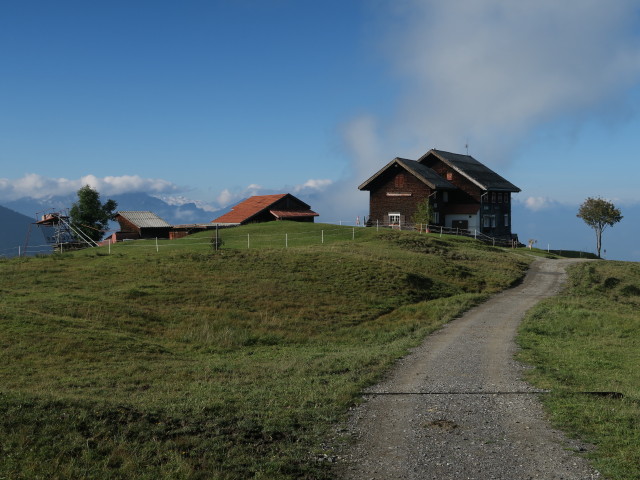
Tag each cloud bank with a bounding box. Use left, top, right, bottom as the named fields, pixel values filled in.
left=0, top=174, right=179, bottom=201
left=345, top=0, right=640, bottom=175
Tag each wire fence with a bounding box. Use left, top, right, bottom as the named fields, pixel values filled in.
left=1, top=225, right=366, bottom=257
left=1, top=221, right=589, bottom=258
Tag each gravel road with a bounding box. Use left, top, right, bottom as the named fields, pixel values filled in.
left=335, top=258, right=600, bottom=479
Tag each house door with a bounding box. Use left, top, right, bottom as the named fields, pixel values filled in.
left=452, top=220, right=468, bottom=230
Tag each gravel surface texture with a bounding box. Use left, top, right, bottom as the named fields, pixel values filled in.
left=335, top=258, right=600, bottom=479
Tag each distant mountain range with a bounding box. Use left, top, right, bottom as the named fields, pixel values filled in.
left=3, top=192, right=228, bottom=225
left=0, top=205, right=48, bottom=257
left=0, top=192, right=230, bottom=257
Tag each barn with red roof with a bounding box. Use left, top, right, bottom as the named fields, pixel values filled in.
left=212, top=194, right=319, bottom=225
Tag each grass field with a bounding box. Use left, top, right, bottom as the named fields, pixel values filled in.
left=518, top=261, right=640, bottom=479
left=0, top=221, right=633, bottom=479
left=0, top=223, right=531, bottom=479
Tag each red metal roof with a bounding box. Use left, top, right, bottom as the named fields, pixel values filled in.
left=212, top=194, right=318, bottom=224
left=212, top=194, right=288, bottom=224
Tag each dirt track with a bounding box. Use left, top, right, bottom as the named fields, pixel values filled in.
left=336, top=258, right=600, bottom=479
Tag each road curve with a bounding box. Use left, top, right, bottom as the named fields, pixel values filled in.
left=336, top=258, right=600, bottom=479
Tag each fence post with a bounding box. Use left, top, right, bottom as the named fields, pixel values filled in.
left=322, top=230, right=324, bottom=244
left=18, top=246, right=21, bottom=257
left=376, top=220, right=379, bottom=231
left=352, top=227, right=355, bottom=240
left=109, top=239, right=111, bottom=255
left=247, top=234, right=250, bottom=249
left=156, top=237, right=159, bottom=253
left=286, top=233, right=288, bottom=248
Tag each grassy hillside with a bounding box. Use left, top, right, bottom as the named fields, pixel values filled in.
left=518, top=261, right=640, bottom=479
left=0, top=222, right=530, bottom=479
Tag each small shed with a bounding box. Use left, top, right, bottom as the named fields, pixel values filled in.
left=212, top=194, right=319, bottom=225
left=113, top=211, right=172, bottom=240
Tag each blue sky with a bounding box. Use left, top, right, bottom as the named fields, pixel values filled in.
left=2, top=1, right=640, bottom=258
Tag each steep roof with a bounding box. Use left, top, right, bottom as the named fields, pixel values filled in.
left=419, top=149, right=520, bottom=192
left=116, top=211, right=171, bottom=228
left=212, top=194, right=316, bottom=224
left=358, top=157, right=457, bottom=191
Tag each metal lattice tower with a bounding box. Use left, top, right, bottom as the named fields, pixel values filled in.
left=33, top=210, right=98, bottom=253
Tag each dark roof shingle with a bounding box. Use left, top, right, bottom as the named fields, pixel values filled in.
left=420, top=149, right=520, bottom=192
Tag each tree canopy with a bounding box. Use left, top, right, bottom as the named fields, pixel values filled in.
left=576, top=197, right=622, bottom=258
left=69, top=185, right=118, bottom=243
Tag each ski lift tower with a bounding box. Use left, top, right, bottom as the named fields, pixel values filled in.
left=33, top=210, right=97, bottom=252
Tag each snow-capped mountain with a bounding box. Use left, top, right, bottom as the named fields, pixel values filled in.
left=4, top=192, right=228, bottom=226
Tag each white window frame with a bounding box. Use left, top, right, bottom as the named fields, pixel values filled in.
left=388, top=212, right=401, bottom=225
left=433, top=212, right=440, bottom=224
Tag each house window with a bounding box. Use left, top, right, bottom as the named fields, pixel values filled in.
left=483, top=215, right=495, bottom=228
left=394, top=174, right=405, bottom=188
left=433, top=212, right=440, bottom=224
left=389, top=213, right=400, bottom=225
left=497, top=193, right=503, bottom=203
left=504, top=214, right=509, bottom=227
left=446, top=172, right=453, bottom=181
left=504, top=193, right=510, bottom=203
left=442, top=191, right=449, bottom=202
left=491, top=192, right=496, bottom=203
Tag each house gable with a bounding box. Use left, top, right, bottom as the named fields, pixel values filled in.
left=358, top=158, right=458, bottom=227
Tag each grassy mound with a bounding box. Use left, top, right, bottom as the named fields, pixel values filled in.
left=0, top=222, right=531, bottom=479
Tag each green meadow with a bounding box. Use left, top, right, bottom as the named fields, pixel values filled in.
left=518, top=261, right=640, bottom=479
left=0, top=222, right=635, bottom=478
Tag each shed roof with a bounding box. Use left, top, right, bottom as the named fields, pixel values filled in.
left=116, top=211, right=172, bottom=228
left=358, top=157, right=457, bottom=191
left=270, top=210, right=319, bottom=219
left=419, top=149, right=521, bottom=192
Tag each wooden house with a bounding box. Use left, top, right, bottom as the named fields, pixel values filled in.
left=113, top=211, right=172, bottom=241
left=359, top=149, right=520, bottom=238
left=212, top=194, right=318, bottom=225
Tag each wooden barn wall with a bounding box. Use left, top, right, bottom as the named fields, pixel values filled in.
left=368, top=167, right=432, bottom=225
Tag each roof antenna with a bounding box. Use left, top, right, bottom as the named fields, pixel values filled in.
left=465, top=139, right=469, bottom=155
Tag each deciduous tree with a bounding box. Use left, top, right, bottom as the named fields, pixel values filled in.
left=69, top=185, right=118, bottom=243
left=412, top=198, right=434, bottom=232
left=577, top=197, right=622, bottom=258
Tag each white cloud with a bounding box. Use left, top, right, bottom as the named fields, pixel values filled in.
left=0, top=173, right=179, bottom=201
left=350, top=0, right=640, bottom=166
left=522, top=196, right=554, bottom=211
left=293, top=178, right=333, bottom=193
left=214, top=184, right=265, bottom=208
